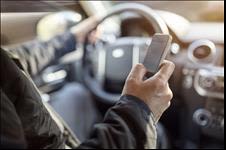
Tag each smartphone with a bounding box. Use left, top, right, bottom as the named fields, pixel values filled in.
left=143, top=33, right=172, bottom=76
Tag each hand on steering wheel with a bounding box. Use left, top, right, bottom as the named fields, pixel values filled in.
left=70, top=15, right=101, bottom=43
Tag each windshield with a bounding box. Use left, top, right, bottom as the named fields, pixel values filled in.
left=112, top=1, right=224, bottom=22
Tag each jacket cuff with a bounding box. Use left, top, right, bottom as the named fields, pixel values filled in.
left=119, top=95, right=152, bottom=122
left=120, top=95, right=150, bottom=113
left=53, top=31, right=77, bottom=56
left=119, top=95, right=157, bottom=125
left=61, top=32, right=77, bottom=54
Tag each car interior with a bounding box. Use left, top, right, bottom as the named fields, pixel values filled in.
left=1, top=1, right=224, bottom=149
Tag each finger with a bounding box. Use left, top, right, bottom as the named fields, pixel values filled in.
left=152, top=60, right=175, bottom=82
left=70, top=16, right=99, bottom=37
left=127, top=63, right=147, bottom=81
left=80, top=15, right=99, bottom=27
left=89, top=27, right=101, bottom=43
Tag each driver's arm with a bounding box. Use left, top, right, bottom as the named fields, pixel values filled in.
left=78, top=61, right=175, bottom=149
left=5, top=16, right=99, bottom=77
left=6, top=32, right=77, bottom=77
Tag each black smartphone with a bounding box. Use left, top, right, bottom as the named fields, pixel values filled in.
left=143, top=33, right=172, bottom=76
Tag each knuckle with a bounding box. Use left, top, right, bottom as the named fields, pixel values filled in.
left=134, top=63, right=144, bottom=70
left=127, top=77, right=138, bottom=85
left=162, top=99, right=171, bottom=109
left=155, top=77, right=165, bottom=89
left=167, top=61, right=175, bottom=69
left=168, top=93, right=173, bottom=100
left=163, top=60, right=175, bottom=69
left=170, top=91, right=173, bottom=99
left=166, top=90, right=173, bottom=100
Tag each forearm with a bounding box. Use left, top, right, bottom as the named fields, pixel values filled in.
left=77, top=95, right=157, bottom=149
left=8, top=32, right=76, bottom=77
left=6, top=15, right=100, bottom=77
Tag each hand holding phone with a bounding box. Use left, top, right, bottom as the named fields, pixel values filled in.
left=143, top=33, right=172, bottom=76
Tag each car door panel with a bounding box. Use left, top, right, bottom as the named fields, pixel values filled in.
left=1, top=12, right=49, bottom=46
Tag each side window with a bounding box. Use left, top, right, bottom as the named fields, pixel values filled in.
left=1, top=1, right=85, bottom=46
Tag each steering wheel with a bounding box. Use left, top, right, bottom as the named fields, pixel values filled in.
left=82, top=3, right=169, bottom=104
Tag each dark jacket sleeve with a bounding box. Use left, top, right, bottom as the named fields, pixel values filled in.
left=77, top=95, right=157, bottom=149
left=7, top=32, right=76, bottom=77
left=0, top=49, right=66, bottom=149
left=1, top=45, right=157, bottom=149
left=0, top=90, right=27, bottom=149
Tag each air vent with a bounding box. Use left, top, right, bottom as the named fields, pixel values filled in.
left=188, top=39, right=216, bottom=65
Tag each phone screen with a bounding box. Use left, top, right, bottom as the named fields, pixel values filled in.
left=143, top=34, right=172, bottom=74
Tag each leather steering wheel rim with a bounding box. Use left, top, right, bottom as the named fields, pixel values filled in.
left=98, top=3, right=169, bottom=34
